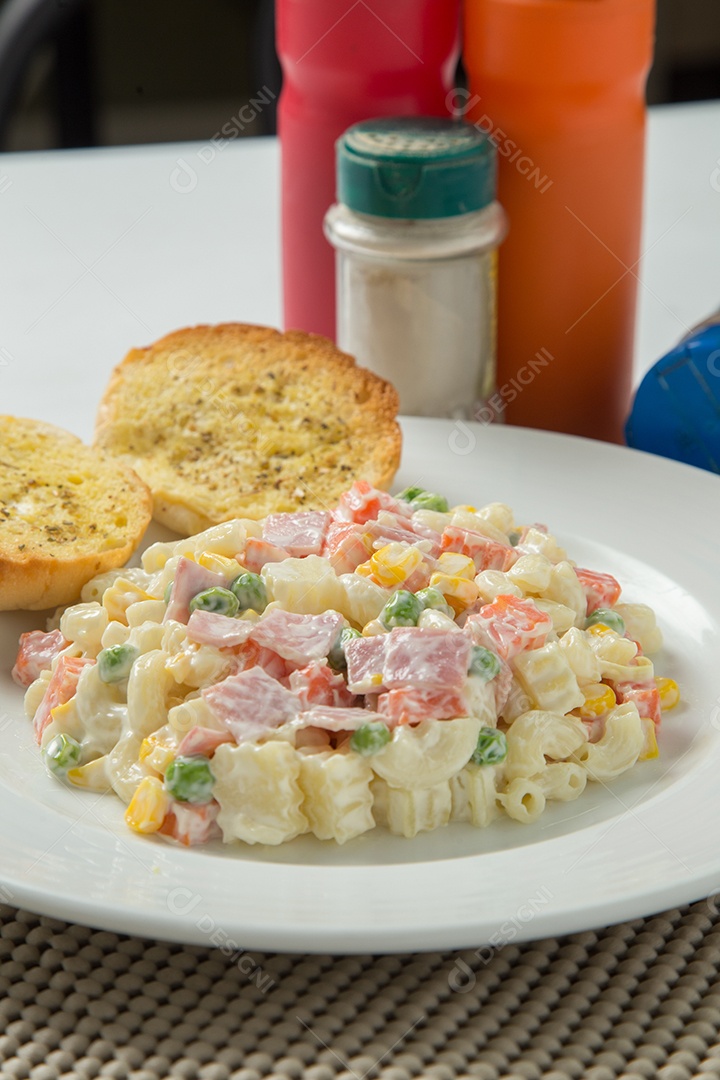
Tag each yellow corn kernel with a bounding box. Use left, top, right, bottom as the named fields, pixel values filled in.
left=102, top=578, right=154, bottom=624
left=125, top=777, right=170, bottom=834
left=196, top=551, right=241, bottom=576
left=354, top=561, right=374, bottom=578
left=429, top=572, right=480, bottom=615
left=436, top=552, right=476, bottom=580
left=639, top=718, right=660, bottom=761
left=579, top=683, right=616, bottom=720
left=656, top=677, right=680, bottom=710
left=586, top=623, right=613, bottom=638
left=138, top=737, right=154, bottom=763
left=67, top=757, right=111, bottom=792
left=452, top=504, right=477, bottom=514
left=368, top=543, right=424, bottom=588
left=50, top=699, right=75, bottom=723
left=139, top=732, right=176, bottom=775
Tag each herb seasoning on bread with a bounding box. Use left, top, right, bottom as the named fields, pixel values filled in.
left=94, top=323, right=401, bottom=534
left=0, top=416, right=152, bottom=610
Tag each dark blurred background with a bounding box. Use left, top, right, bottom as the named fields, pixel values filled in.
left=0, top=0, right=718, bottom=153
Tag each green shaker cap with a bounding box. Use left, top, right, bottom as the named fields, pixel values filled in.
left=336, top=116, right=497, bottom=220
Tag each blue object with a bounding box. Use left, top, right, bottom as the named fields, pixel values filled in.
left=626, top=321, right=720, bottom=473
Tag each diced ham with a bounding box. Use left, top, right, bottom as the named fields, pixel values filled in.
left=324, top=516, right=440, bottom=573
left=492, top=657, right=514, bottom=713
left=384, top=628, right=471, bottom=692
left=345, top=628, right=471, bottom=695
left=165, top=557, right=227, bottom=624
left=323, top=521, right=373, bottom=574
left=250, top=609, right=345, bottom=664
left=615, top=682, right=662, bottom=726
left=367, top=517, right=441, bottom=558
left=335, top=480, right=407, bottom=524
left=441, top=525, right=516, bottom=572
left=407, top=516, right=444, bottom=549
left=159, top=799, right=221, bottom=845
left=176, top=726, right=234, bottom=757
left=33, top=655, right=94, bottom=744
left=294, top=705, right=385, bottom=731
left=574, top=568, right=622, bottom=613
left=402, top=561, right=434, bottom=593
left=377, top=687, right=465, bottom=725
left=186, top=610, right=254, bottom=649
left=12, top=628, right=67, bottom=687
left=241, top=538, right=289, bottom=575
left=519, top=523, right=548, bottom=540
left=345, top=635, right=388, bottom=694
left=202, top=666, right=300, bottom=742
left=263, top=511, right=330, bottom=557
left=466, top=595, right=552, bottom=660
left=289, top=662, right=356, bottom=709
left=582, top=717, right=607, bottom=743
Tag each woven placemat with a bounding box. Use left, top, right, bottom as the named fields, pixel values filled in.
left=2, top=898, right=720, bottom=1080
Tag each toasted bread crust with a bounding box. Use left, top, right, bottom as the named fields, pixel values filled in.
left=94, top=323, right=402, bottom=533
left=0, top=416, right=152, bottom=610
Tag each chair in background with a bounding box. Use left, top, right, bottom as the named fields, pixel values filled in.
left=0, top=0, right=280, bottom=152
left=0, top=0, right=95, bottom=149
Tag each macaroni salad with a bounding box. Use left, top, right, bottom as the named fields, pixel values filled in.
left=13, top=482, right=679, bottom=847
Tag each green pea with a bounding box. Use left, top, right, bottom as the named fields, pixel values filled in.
left=468, top=645, right=502, bottom=681
left=508, top=530, right=522, bottom=547
left=585, top=608, right=625, bottom=636
left=397, top=485, right=426, bottom=503
left=470, top=727, right=508, bottom=766
left=229, top=572, right=267, bottom=613
left=409, top=491, right=449, bottom=513
left=415, top=586, right=454, bottom=618
left=188, top=586, right=239, bottom=617
left=328, top=626, right=362, bottom=672
left=380, top=590, right=423, bottom=628
left=350, top=722, right=392, bottom=757
left=44, top=733, right=82, bottom=777
left=165, top=755, right=215, bottom=803
left=97, top=643, right=140, bottom=683
left=397, top=486, right=449, bottom=513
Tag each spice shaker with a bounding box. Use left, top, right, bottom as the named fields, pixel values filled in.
left=324, top=117, right=507, bottom=417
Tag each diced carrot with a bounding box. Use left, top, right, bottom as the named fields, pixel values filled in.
left=289, top=663, right=355, bottom=709
left=12, top=629, right=68, bottom=688
left=158, top=800, right=221, bottom=846
left=176, top=726, right=234, bottom=757
left=615, top=682, right=662, bottom=726
left=33, top=655, right=94, bottom=744
left=377, top=687, right=465, bottom=725
left=574, top=568, right=621, bottom=613
left=470, top=595, right=552, bottom=660
left=440, top=526, right=515, bottom=572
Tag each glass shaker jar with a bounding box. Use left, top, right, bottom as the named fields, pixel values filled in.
left=324, top=117, right=507, bottom=417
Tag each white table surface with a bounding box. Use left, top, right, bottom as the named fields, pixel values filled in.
left=0, top=100, right=719, bottom=444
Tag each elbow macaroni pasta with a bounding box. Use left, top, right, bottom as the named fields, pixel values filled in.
left=16, top=485, right=678, bottom=849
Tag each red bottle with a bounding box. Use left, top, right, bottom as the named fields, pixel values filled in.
left=276, top=0, right=461, bottom=341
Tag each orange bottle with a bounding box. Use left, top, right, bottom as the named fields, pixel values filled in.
left=463, top=0, right=655, bottom=443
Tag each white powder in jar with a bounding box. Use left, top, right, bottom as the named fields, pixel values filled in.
left=337, top=249, right=496, bottom=417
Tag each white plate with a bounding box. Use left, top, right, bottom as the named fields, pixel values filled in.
left=1, top=417, right=719, bottom=955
